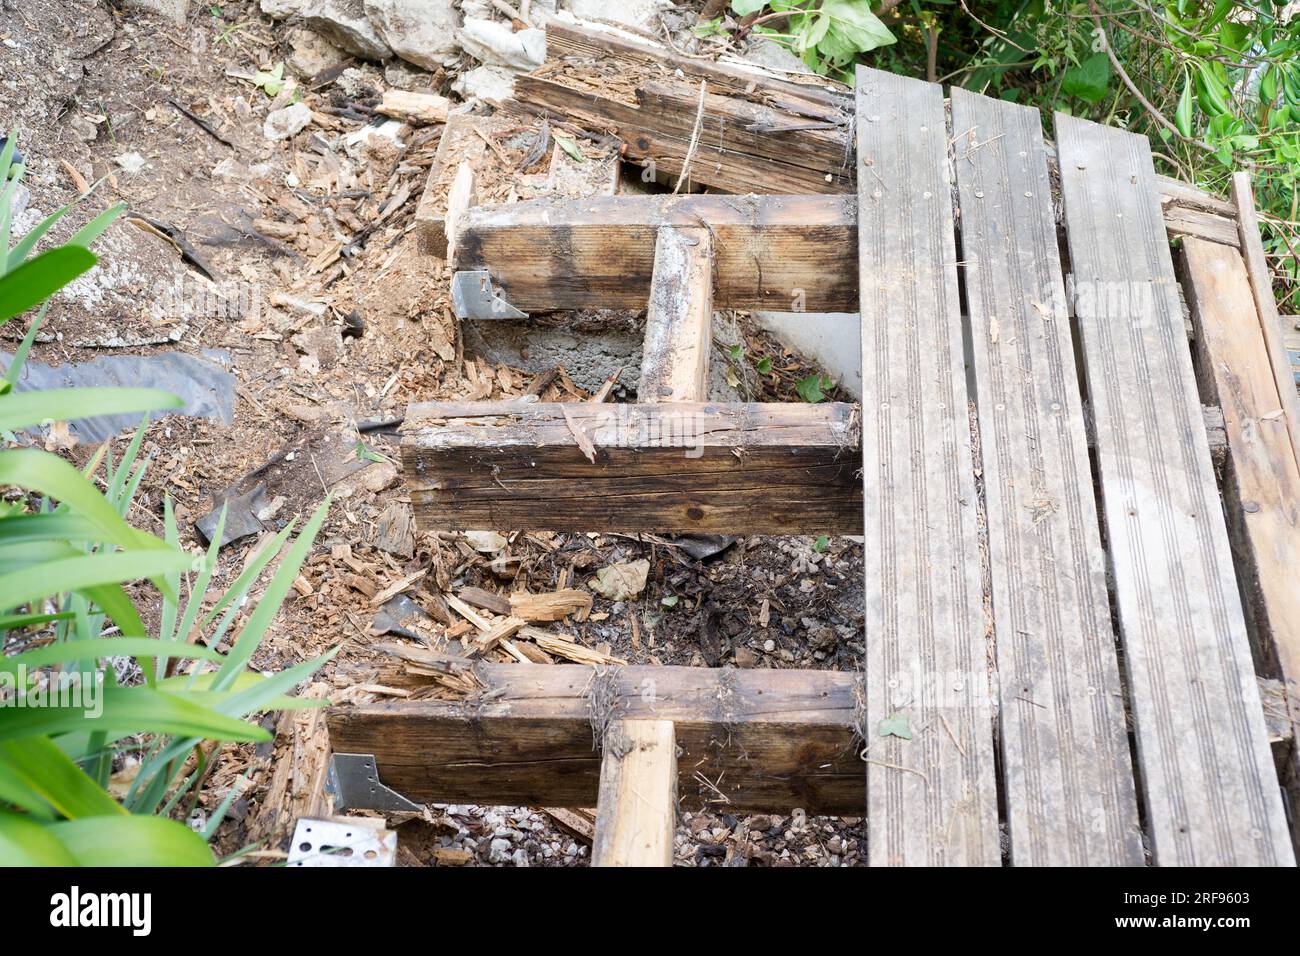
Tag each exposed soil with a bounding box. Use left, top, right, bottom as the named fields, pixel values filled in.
left=3, top=0, right=863, bottom=866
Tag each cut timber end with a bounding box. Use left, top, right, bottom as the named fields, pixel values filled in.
left=592, top=720, right=677, bottom=867
left=450, top=193, right=857, bottom=312
left=401, top=400, right=863, bottom=534
left=639, top=226, right=714, bottom=403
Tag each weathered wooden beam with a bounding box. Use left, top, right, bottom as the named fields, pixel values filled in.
left=401, top=400, right=862, bottom=534
left=1232, top=172, right=1300, bottom=470
left=953, top=87, right=1142, bottom=865
left=591, top=719, right=677, bottom=867
left=513, top=18, right=852, bottom=196
left=327, top=662, right=1287, bottom=818
left=327, top=664, right=864, bottom=814
left=1181, top=236, right=1300, bottom=857
left=638, top=226, right=713, bottom=403
left=451, top=194, right=856, bottom=312
left=1057, top=112, right=1293, bottom=865
left=855, top=67, right=1000, bottom=866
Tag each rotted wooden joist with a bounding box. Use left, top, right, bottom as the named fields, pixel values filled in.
left=327, top=663, right=865, bottom=815
left=450, top=193, right=857, bottom=313
left=401, top=400, right=863, bottom=534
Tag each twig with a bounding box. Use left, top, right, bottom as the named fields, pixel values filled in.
left=672, top=79, right=708, bottom=196
left=1088, top=1, right=1217, bottom=158
left=167, top=99, right=236, bottom=149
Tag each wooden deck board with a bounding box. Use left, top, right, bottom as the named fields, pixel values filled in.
left=1181, top=236, right=1300, bottom=857
left=1056, top=113, right=1293, bottom=866
left=952, top=89, right=1143, bottom=866
left=855, top=66, right=999, bottom=866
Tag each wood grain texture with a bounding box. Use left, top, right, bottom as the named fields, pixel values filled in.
left=1181, top=236, right=1300, bottom=856
left=952, top=88, right=1143, bottom=866
left=1057, top=112, right=1293, bottom=866
left=592, top=720, right=677, bottom=867
left=327, top=665, right=864, bottom=814
left=1232, top=172, right=1300, bottom=473
left=856, top=67, right=999, bottom=866
left=451, top=194, right=857, bottom=312
left=639, top=226, right=713, bottom=403
left=512, top=19, right=852, bottom=195
left=401, top=400, right=862, bottom=533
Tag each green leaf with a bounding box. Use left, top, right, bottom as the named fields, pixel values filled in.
left=795, top=373, right=831, bottom=403
left=0, top=810, right=79, bottom=865
left=0, top=387, right=181, bottom=433
left=816, top=0, right=894, bottom=62
left=730, top=0, right=767, bottom=15
left=1176, top=71, right=1195, bottom=139
left=0, top=737, right=125, bottom=818
left=878, top=712, right=913, bottom=740
left=0, top=637, right=222, bottom=676
left=755, top=356, right=773, bottom=374
left=210, top=499, right=329, bottom=691
left=1196, top=61, right=1232, bottom=116
left=553, top=132, right=585, bottom=164
left=661, top=594, right=679, bottom=608
left=0, top=550, right=192, bottom=620
left=0, top=246, right=97, bottom=325
left=47, top=815, right=214, bottom=866
left=813, top=534, right=829, bottom=553
left=1061, top=53, right=1111, bottom=105
left=67, top=202, right=127, bottom=251
left=253, top=62, right=287, bottom=97
left=0, top=685, right=273, bottom=743
left=0, top=448, right=169, bottom=553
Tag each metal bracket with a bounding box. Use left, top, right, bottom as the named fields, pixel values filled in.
left=327, top=753, right=421, bottom=813
left=287, top=817, right=397, bottom=868
left=451, top=269, right=528, bottom=320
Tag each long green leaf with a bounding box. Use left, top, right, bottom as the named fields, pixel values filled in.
left=0, top=685, right=273, bottom=743
left=48, top=815, right=214, bottom=866
left=0, top=448, right=169, bottom=553
left=0, top=637, right=222, bottom=676
left=213, top=499, right=330, bottom=690
left=0, top=810, right=79, bottom=865
left=0, top=737, right=124, bottom=818
left=0, top=247, right=97, bottom=325
left=4, top=300, right=50, bottom=386
left=0, top=550, right=191, bottom=619
left=0, top=513, right=105, bottom=546
left=0, top=387, right=182, bottom=433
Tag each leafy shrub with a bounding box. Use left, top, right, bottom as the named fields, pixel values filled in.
left=0, top=137, right=331, bottom=866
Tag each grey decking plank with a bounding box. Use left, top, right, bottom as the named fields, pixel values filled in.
left=952, top=89, right=1144, bottom=866
left=855, top=66, right=999, bottom=866
left=1056, top=113, right=1294, bottom=866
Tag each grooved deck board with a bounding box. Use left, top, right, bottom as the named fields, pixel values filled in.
left=1056, top=113, right=1294, bottom=866
left=855, top=66, right=999, bottom=866
left=952, top=89, right=1143, bottom=866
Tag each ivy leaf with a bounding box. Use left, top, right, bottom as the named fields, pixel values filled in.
left=253, top=62, right=286, bottom=97
left=756, top=356, right=773, bottom=374
left=796, top=373, right=832, bottom=403
left=878, top=712, right=913, bottom=740
left=1062, top=53, right=1111, bottom=104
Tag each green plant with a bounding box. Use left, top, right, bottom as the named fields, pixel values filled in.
left=0, top=136, right=332, bottom=865
left=732, top=0, right=897, bottom=80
